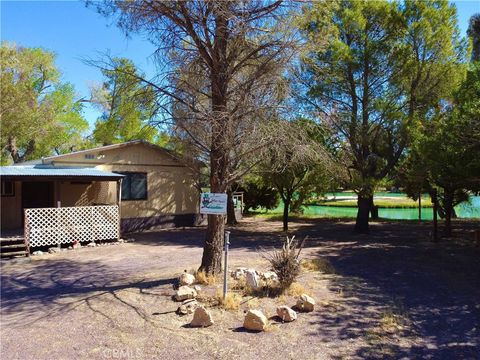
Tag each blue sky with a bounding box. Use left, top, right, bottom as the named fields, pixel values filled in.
left=2, top=0, right=479, bottom=129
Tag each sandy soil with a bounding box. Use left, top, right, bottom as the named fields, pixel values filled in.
left=1, top=217, right=479, bottom=360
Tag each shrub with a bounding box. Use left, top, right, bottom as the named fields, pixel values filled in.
left=262, top=235, right=307, bottom=292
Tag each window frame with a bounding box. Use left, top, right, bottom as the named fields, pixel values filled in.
left=118, top=172, right=148, bottom=201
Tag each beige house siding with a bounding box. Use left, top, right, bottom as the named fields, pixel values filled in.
left=52, top=142, right=200, bottom=231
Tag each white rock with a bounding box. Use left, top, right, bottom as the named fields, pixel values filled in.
left=296, top=294, right=315, bottom=312
left=193, top=285, right=202, bottom=292
left=190, top=306, right=214, bottom=327
left=32, top=251, right=44, bottom=256
left=179, top=272, right=196, bottom=286
left=87, top=242, right=96, bottom=247
left=176, top=299, right=198, bottom=315
left=243, top=309, right=268, bottom=331
left=48, top=247, right=61, bottom=254
left=232, top=267, right=248, bottom=279
left=245, top=269, right=260, bottom=289
left=174, top=285, right=197, bottom=301
left=276, top=306, right=297, bottom=322
left=262, top=271, right=279, bottom=282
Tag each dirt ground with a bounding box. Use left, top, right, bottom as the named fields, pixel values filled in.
left=1, top=217, right=479, bottom=360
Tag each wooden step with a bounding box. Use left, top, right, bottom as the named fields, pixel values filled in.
left=0, top=250, right=28, bottom=258
left=1, top=244, right=27, bottom=249
left=0, top=238, right=25, bottom=244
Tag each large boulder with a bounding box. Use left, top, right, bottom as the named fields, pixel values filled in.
left=296, top=294, right=315, bottom=312
left=174, top=286, right=197, bottom=301
left=190, top=306, right=214, bottom=327
left=176, top=299, right=198, bottom=316
left=179, top=272, right=196, bottom=286
left=245, top=269, right=260, bottom=289
left=276, top=306, right=297, bottom=322
left=243, top=309, right=268, bottom=331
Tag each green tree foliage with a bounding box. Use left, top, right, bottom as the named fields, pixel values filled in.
left=262, top=119, right=336, bottom=231
left=0, top=42, right=88, bottom=163
left=401, top=61, right=480, bottom=236
left=468, top=14, right=480, bottom=62
left=237, top=176, right=279, bottom=214
left=90, top=57, right=159, bottom=145
left=299, top=0, right=467, bottom=233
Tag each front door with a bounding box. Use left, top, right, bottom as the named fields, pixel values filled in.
left=21, top=182, right=54, bottom=220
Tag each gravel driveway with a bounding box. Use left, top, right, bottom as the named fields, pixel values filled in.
left=1, top=218, right=479, bottom=359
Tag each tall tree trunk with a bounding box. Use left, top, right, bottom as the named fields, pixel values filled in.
left=369, top=195, right=379, bottom=219
left=200, top=7, right=230, bottom=275
left=226, top=189, right=237, bottom=225
left=200, top=214, right=225, bottom=274
left=443, top=189, right=454, bottom=237
left=432, top=189, right=438, bottom=242
left=283, top=197, right=290, bottom=232
left=355, top=195, right=371, bottom=234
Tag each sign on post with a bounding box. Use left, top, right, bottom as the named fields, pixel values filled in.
left=200, top=193, right=228, bottom=215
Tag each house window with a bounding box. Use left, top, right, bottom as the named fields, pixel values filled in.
left=120, top=172, right=147, bottom=201
left=1, top=180, right=15, bottom=197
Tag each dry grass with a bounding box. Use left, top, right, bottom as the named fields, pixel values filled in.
left=301, top=258, right=336, bottom=274
left=195, top=270, right=217, bottom=285
left=216, top=289, right=242, bottom=310
left=286, top=282, right=306, bottom=296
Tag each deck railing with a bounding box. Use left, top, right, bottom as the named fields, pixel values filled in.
left=24, top=205, right=119, bottom=248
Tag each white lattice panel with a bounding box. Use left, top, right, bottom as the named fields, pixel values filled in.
left=25, top=205, right=119, bottom=247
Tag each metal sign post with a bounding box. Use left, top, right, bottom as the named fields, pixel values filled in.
left=223, top=231, right=230, bottom=301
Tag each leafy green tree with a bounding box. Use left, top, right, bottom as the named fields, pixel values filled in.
left=0, top=43, right=88, bottom=163
left=299, top=0, right=466, bottom=233
left=468, top=14, right=480, bottom=62
left=399, top=60, right=480, bottom=236
left=262, top=120, right=336, bottom=231
left=238, top=176, right=280, bottom=214
left=90, top=57, right=159, bottom=145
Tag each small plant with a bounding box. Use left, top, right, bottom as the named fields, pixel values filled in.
left=301, top=258, right=336, bottom=274
left=195, top=270, right=217, bottom=285
left=262, top=235, right=307, bottom=292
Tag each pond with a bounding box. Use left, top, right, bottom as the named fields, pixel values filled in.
left=264, top=194, right=480, bottom=220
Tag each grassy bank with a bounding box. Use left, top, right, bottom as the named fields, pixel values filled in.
left=309, top=198, right=432, bottom=209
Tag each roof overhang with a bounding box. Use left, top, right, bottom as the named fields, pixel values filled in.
left=0, top=165, right=124, bottom=182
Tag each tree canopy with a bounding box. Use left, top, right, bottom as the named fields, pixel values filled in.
left=1, top=42, right=88, bottom=164
left=298, top=0, right=467, bottom=233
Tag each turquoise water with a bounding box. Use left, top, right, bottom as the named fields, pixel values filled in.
left=264, top=195, right=480, bottom=220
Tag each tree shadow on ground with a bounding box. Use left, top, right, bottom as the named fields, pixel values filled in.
left=127, top=225, right=287, bottom=251
left=1, top=258, right=175, bottom=327
left=301, top=220, right=480, bottom=359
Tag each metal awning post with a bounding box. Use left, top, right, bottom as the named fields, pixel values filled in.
left=117, top=178, right=122, bottom=240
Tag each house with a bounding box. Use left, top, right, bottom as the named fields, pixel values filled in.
left=0, top=140, right=201, bottom=243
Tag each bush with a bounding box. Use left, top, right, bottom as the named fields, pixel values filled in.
left=262, top=235, right=307, bottom=291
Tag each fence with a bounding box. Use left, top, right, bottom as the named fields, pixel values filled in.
left=24, top=205, right=119, bottom=248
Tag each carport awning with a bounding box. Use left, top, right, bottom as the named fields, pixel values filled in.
left=0, top=165, right=124, bottom=181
